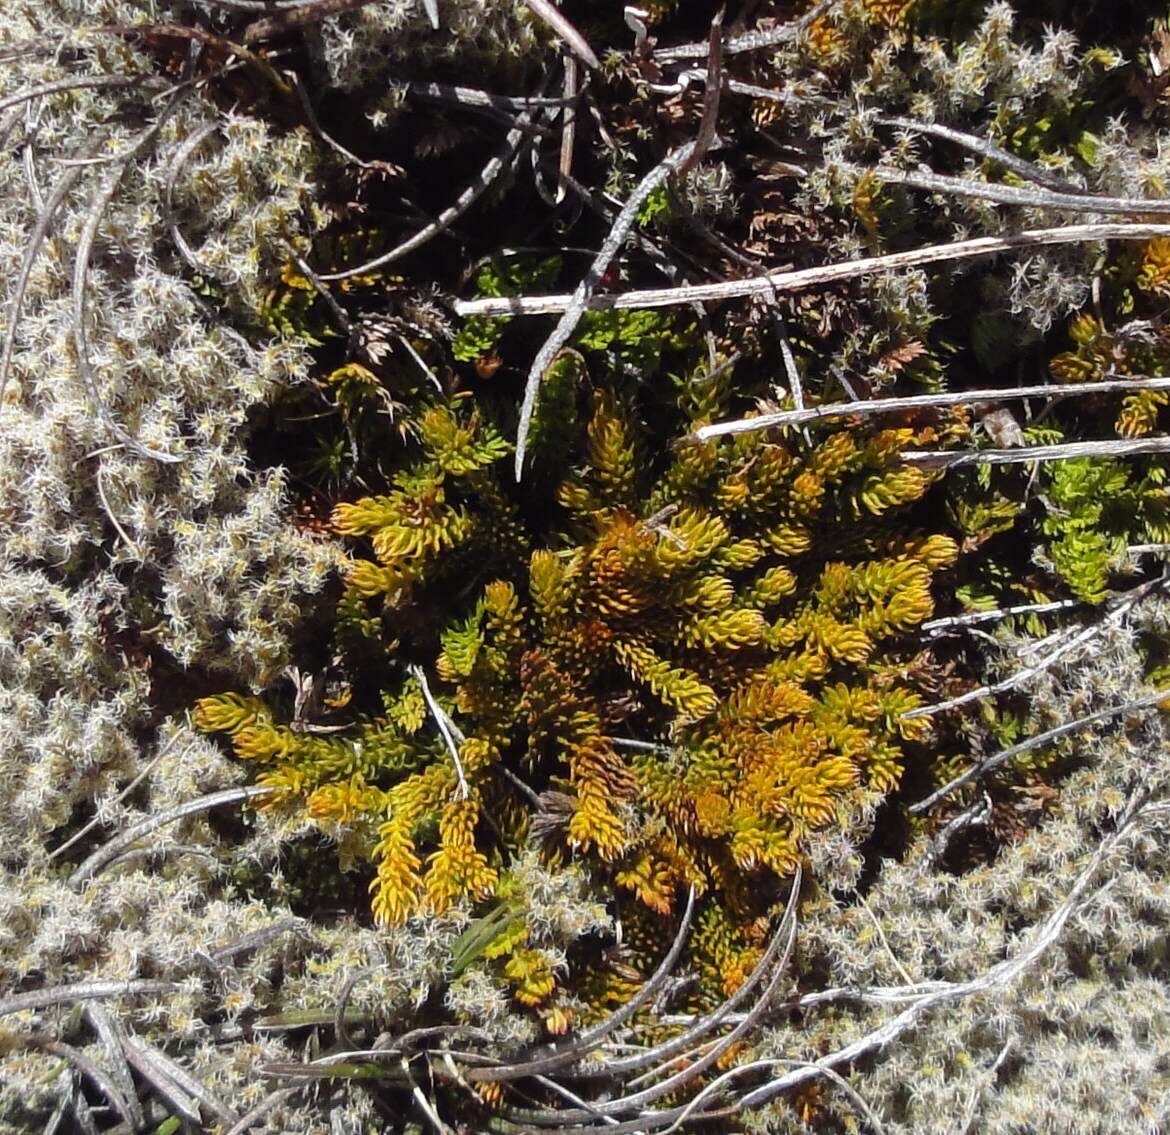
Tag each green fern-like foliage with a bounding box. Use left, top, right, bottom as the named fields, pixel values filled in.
left=196, top=374, right=962, bottom=1001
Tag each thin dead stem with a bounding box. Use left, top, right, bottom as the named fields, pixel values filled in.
left=873, top=116, right=1079, bottom=192
left=904, top=435, right=1170, bottom=468
left=732, top=791, right=1154, bottom=1113
left=692, top=373, right=1170, bottom=439
left=119, top=1040, right=203, bottom=1125
left=456, top=223, right=1170, bottom=318
left=463, top=888, right=697, bottom=1084
left=0, top=138, right=102, bottom=404
left=874, top=165, right=1170, bottom=217
left=0, top=980, right=181, bottom=1019
left=409, top=664, right=470, bottom=799
left=521, top=0, right=600, bottom=70
left=72, top=113, right=187, bottom=463
left=68, top=784, right=281, bottom=888
left=903, top=575, right=1166, bottom=720
left=164, top=120, right=222, bottom=275
left=221, top=1088, right=300, bottom=1135
left=910, top=685, right=1170, bottom=814
left=920, top=598, right=1081, bottom=636
left=319, top=113, right=535, bottom=281
left=654, top=0, right=839, bottom=61
left=514, top=139, right=699, bottom=479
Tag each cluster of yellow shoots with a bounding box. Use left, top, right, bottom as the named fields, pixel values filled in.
left=803, top=0, right=916, bottom=69
left=1049, top=305, right=1170, bottom=438
left=196, top=387, right=960, bottom=1005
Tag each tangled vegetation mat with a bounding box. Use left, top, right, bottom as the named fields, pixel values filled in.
left=3, top=1, right=1170, bottom=1132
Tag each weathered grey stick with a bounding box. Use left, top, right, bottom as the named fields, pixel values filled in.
left=693, top=374, right=1170, bottom=440
left=69, top=785, right=280, bottom=888
left=522, top=0, right=600, bottom=69
left=903, top=436, right=1170, bottom=469
left=654, top=0, right=839, bottom=61
left=320, top=114, right=534, bottom=281
left=513, top=139, right=698, bottom=479
left=873, top=166, right=1170, bottom=217
left=911, top=686, right=1170, bottom=814
left=873, top=117, right=1079, bottom=192
left=0, top=980, right=181, bottom=1019
left=692, top=374, right=1170, bottom=439
left=455, top=223, right=1170, bottom=318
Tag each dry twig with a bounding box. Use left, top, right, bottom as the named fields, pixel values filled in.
left=521, top=0, right=600, bottom=70
left=320, top=113, right=536, bottom=281
left=874, top=116, right=1079, bottom=192
left=653, top=0, right=839, bottom=61
left=904, top=436, right=1170, bottom=468
left=692, top=374, right=1170, bottom=439
left=0, top=980, right=181, bottom=1019
left=872, top=165, right=1170, bottom=217
left=910, top=686, right=1170, bottom=814
left=243, top=0, right=378, bottom=43
left=514, top=139, right=698, bottom=478
left=409, top=664, right=470, bottom=799
left=902, top=575, right=1166, bottom=720
left=456, top=222, right=1170, bottom=318
left=68, top=784, right=281, bottom=888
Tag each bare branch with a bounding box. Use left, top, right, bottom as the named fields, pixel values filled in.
left=910, top=686, right=1170, bottom=814
left=119, top=1040, right=203, bottom=1125
left=126, top=1040, right=239, bottom=1128
left=22, top=1035, right=138, bottom=1131
left=654, top=0, right=840, bottom=61
left=522, top=0, right=600, bottom=70
left=401, top=80, right=579, bottom=113
left=0, top=140, right=100, bottom=404
left=920, top=598, right=1080, bottom=636
left=408, top=665, right=469, bottom=799
left=81, top=1004, right=142, bottom=1130
left=919, top=793, right=993, bottom=871
left=283, top=240, right=352, bottom=335
left=320, top=114, right=534, bottom=281
left=0, top=75, right=150, bottom=118
left=222, top=1089, right=300, bottom=1135
left=902, top=576, right=1166, bottom=721
left=678, top=8, right=724, bottom=177
left=733, top=792, right=1154, bottom=1114
left=243, top=0, right=377, bottom=43
left=162, top=120, right=222, bottom=275
left=557, top=56, right=578, bottom=204
left=72, top=118, right=188, bottom=463
left=503, top=872, right=803, bottom=1133
left=207, top=918, right=306, bottom=964
left=49, top=732, right=185, bottom=860
left=456, top=223, right=1170, bottom=318
left=873, top=165, right=1170, bottom=217
left=68, top=785, right=281, bottom=889
left=693, top=374, right=1170, bottom=439
left=514, top=139, right=698, bottom=479
left=463, top=888, right=697, bottom=1084
left=0, top=980, right=180, bottom=1019
left=873, top=116, right=1079, bottom=193
left=903, top=436, right=1170, bottom=469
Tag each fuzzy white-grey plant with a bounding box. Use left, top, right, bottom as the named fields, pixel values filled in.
left=0, top=0, right=551, bottom=1129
